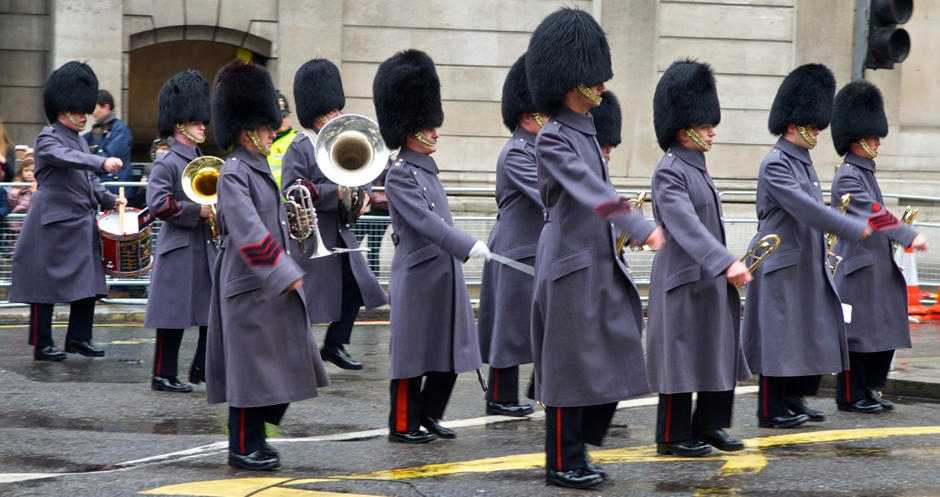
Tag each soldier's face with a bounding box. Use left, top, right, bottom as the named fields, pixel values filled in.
left=863, top=136, right=881, bottom=155
left=182, top=121, right=206, bottom=141
left=406, top=128, right=439, bottom=155
left=257, top=125, right=276, bottom=149
left=59, top=112, right=87, bottom=131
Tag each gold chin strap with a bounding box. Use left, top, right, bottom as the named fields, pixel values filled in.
left=685, top=128, right=712, bottom=152
left=532, top=112, right=545, bottom=127
left=797, top=125, right=817, bottom=148
left=576, top=84, right=603, bottom=104
left=248, top=130, right=271, bottom=156
left=176, top=123, right=205, bottom=144
left=64, top=112, right=83, bottom=128
left=318, top=115, right=330, bottom=125
left=413, top=131, right=437, bottom=147
left=858, top=139, right=878, bottom=159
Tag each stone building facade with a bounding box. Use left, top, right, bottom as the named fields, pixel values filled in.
left=1, top=0, right=938, bottom=193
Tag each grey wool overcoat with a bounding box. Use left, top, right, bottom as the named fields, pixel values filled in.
left=742, top=138, right=868, bottom=376
left=477, top=127, right=542, bottom=368
left=531, top=107, right=656, bottom=407
left=206, top=146, right=329, bottom=408
left=647, top=144, right=751, bottom=394
left=280, top=132, right=387, bottom=323
left=383, top=146, right=481, bottom=380
left=10, top=122, right=116, bottom=303
left=144, top=141, right=218, bottom=328
left=831, top=153, right=916, bottom=353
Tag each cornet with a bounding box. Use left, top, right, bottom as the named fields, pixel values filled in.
left=181, top=156, right=223, bottom=247
left=826, top=193, right=851, bottom=276
left=740, top=234, right=781, bottom=273
left=284, top=180, right=332, bottom=259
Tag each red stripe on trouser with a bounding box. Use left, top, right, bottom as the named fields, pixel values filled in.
left=239, top=408, right=246, bottom=454
left=844, top=371, right=852, bottom=403
left=493, top=369, right=499, bottom=401
left=154, top=334, right=163, bottom=376
left=396, top=379, right=408, bottom=432
left=31, top=304, right=37, bottom=344
left=664, top=395, right=672, bottom=443
left=555, top=408, right=563, bottom=470
left=762, top=376, right=768, bottom=418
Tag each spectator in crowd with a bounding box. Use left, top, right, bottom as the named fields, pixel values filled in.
left=5, top=159, right=35, bottom=255
left=85, top=89, right=134, bottom=199
left=0, top=117, right=15, bottom=181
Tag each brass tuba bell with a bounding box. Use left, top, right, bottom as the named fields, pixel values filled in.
left=181, top=155, right=224, bottom=246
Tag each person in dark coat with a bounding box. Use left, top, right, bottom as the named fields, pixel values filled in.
left=830, top=80, right=928, bottom=413
left=85, top=89, right=135, bottom=200
left=589, top=90, right=621, bottom=163
left=476, top=54, right=542, bottom=418
left=144, top=70, right=216, bottom=393
left=205, top=60, right=330, bottom=471
left=373, top=49, right=492, bottom=444
left=525, top=8, right=664, bottom=489
left=281, top=58, right=387, bottom=370
left=647, top=59, right=752, bottom=458
left=9, top=61, right=125, bottom=361
left=741, top=63, right=873, bottom=429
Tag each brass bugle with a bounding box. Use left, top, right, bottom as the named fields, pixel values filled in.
left=741, top=234, right=781, bottom=273
left=615, top=192, right=649, bottom=254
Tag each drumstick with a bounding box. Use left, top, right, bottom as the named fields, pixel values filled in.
left=118, top=186, right=126, bottom=234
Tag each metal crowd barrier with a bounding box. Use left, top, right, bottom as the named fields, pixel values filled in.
left=1, top=182, right=938, bottom=305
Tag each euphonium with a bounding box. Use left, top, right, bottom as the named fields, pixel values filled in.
left=741, top=234, right=781, bottom=273
left=892, top=206, right=919, bottom=255
left=826, top=193, right=851, bottom=276
left=614, top=192, right=649, bottom=254
left=312, top=114, right=388, bottom=225
left=181, top=156, right=223, bottom=246
left=284, top=180, right=331, bottom=259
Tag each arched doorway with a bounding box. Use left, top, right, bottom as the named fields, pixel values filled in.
left=127, top=40, right=269, bottom=160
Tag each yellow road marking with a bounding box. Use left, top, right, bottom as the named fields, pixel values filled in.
left=139, top=478, right=376, bottom=496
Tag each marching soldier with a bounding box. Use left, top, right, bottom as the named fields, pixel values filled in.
left=9, top=61, right=124, bottom=361
left=267, top=90, right=296, bottom=188
left=144, top=70, right=216, bottom=393
left=477, top=54, right=541, bottom=418
left=205, top=60, right=329, bottom=471
left=589, top=90, right=621, bottom=163
left=373, top=49, right=491, bottom=443
left=281, top=58, right=387, bottom=370
left=830, top=80, right=928, bottom=413
left=647, top=60, right=751, bottom=457
left=742, top=64, right=870, bottom=429
left=526, top=8, right=664, bottom=489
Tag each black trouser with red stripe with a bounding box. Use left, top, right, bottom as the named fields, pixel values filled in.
left=656, top=391, right=734, bottom=443
left=388, top=372, right=457, bottom=432
left=757, top=374, right=820, bottom=418
left=228, top=404, right=288, bottom=455
left=836, top=350, right=894, bottom=405
left=486, top=365, right=533, bottom=403
left=153, top=326, right=207, bottom=378
left=324, top=254, right=364, bottom=346
left=544, top=403, right=617, bottom=472
left=28, top=298, right=95, bottom=348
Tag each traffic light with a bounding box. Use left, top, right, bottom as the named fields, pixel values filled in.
left=865, top=0, right=913, bottom=70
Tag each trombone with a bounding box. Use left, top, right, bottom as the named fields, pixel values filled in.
left=826, top=193, right=851, bottom=276
left=740, top=234, right=781, bottom=273
left=181, top=156, right=223, bottom=247
left=614, top=192, right=649, bottom=254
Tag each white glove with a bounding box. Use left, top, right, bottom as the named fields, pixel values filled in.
left=469, top=240, right=492, bottom=260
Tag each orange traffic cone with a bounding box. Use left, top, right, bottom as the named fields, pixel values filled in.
left=898, top=246, right=928, bottom=315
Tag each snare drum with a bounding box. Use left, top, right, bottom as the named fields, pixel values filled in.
left=97, top=208, right=153, bottom=277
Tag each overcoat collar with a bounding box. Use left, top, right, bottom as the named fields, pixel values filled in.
left=169, top=140, right=200, bottom=162
left=844, top=152, right=876, bottom=173
left=669, top=143, right=707, bottom=171
left=513, top=127, right=536, bottom=146
left=398, top=146, right=439, bottom=174
left=553, top=106, right=597, bottom=135
left=231, top=145, right=272, bottom=175
left=775, top=137, right=812, bottom=165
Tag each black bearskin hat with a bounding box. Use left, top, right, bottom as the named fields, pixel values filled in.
left=293, top=59, right=345, bottom=129
left=43, top=61, right=98, bottom=123
left=525, top=8, right=612, bottom=115
left=653, top=59, right=721, bottom=152
left=590, top=91, right=622, bottom=148
left=211, top=60, right=280, bottom=150
left=157, top=70, right=211, bottom=138
left=831, top=81, right=888, bottom=156
left=372, top=49, right=443, bottom=149
left=768, top=63, right=835, bottom=135
left=501, top=54, right=538, bottom=132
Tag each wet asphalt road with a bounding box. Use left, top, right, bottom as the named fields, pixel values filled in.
left=1, top=322, right=939, bottom=497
